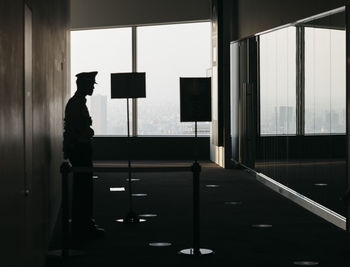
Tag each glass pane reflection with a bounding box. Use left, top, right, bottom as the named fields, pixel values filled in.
left=259, top=26, right=296, bottom=135
left=238, top=9, right=347, bottom=218
left=304, top=27, right=346, bottom=134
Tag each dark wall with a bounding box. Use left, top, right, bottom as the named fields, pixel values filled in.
left=0, top=0, right=69, bottom=266
left=93, top=137, right=210, bottom=160
left=0, top=1, right=26, bottom=264
left=236, top=0, right=347, bottom=40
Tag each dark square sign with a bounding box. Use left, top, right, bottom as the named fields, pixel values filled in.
left=111, top=72, right=146, bottom=99
left=180, top=77, right=211, bottom=122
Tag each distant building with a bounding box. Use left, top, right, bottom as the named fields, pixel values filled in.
left=278, top=106, right=294, bottom=134
left=91, top=94, right=107, bottom=135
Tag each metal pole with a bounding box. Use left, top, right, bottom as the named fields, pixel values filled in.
left=195, top=121, right=198, bottom=163
left=47, top=162, right=84, bottom=259
left=60, top=162, right=71, bottom=258
left=126, top=98, right=134, bottom=215
left=132, top=26, right=138, bottom=137
left=346, top=4, right=350, bottom=233
left=192, top=161, right=201, bottom=256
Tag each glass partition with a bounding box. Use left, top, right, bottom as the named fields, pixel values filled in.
left=232, top=8, right=347, bottom=217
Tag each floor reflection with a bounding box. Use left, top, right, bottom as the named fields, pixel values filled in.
left=255, top=159, right=346, bottom=216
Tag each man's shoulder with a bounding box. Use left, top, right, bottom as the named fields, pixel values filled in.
left=66, top=94, right=85, bottom=109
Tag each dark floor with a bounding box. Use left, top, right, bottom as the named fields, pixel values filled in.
left=45, top=160, right=350, bottom=267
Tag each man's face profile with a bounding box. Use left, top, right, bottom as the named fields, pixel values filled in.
left=76, top=71, right=97, bottom=96
left=77, top=79, right=95, bottom=96
left=86, top=82, right=95, bottom=96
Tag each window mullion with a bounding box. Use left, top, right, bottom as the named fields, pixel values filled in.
left=296, top=26, right=305, bottom=136
left=132, top=26, right=138, bottom=136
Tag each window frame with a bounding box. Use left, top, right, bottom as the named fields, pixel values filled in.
left=71, top=21, right=212, bottom=137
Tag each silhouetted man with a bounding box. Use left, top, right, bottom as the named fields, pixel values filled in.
left=63, top=71, right=104, bottom=240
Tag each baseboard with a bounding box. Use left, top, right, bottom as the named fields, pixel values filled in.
left=256, top=172, right=346, bottom=230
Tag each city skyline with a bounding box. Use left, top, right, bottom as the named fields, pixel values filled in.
left=261, top=105, right=345, bottom=135
left=88, top=94, right=211, bottom=136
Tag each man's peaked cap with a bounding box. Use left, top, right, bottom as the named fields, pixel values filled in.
left=76, top=71, right=98, bottom=84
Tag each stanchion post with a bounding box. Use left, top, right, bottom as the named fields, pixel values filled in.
left=47, top=162, right=85, bottom=259
left=178, top=76, right=212, bottom=256
left=192, top=161, right=201, bottom=256
left=127, top=98, right=135, bottom=218
left=124, top=98, right=142, bottom=223
left=60, top=161, right=71, bottom=258
left=111, top=72, right=146, bottom=223
left=179, top=161, right=213, bottom=256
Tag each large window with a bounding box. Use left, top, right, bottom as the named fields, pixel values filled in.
left=259, top=27, right=297, bottom=135
left=71, top=28, right=132, bottom=135
left=137, top=22, right=211, bottom=135
left=304, top=27, right=346, bottom=134
left=71, top=22, right=211, bottom=136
